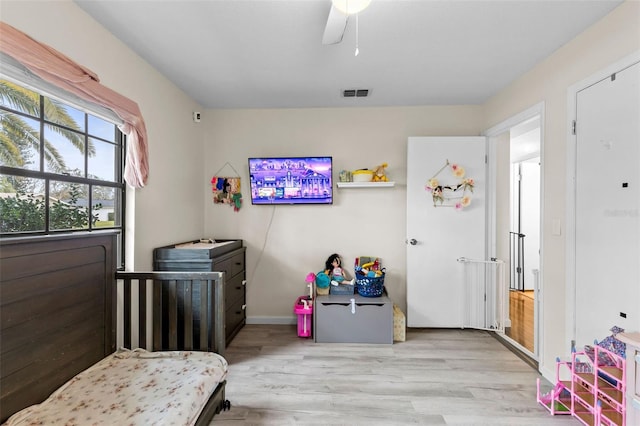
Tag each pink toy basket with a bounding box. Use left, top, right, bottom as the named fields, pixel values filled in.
left=294, top=296, right=313, bottom=338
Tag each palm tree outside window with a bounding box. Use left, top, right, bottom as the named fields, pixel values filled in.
left=0, top=79, right=125, bottom=267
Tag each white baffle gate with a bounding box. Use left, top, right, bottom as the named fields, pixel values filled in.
left=456, top=257, right=506, bottom=332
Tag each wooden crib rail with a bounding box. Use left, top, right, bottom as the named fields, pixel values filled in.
left=115, top=271, right=225, bottom=356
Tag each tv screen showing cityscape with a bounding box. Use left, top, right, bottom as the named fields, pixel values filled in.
left=248, top=156, right=333, bottom=205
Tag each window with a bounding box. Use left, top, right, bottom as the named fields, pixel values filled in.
left=0, top=79, right=125, bottom=267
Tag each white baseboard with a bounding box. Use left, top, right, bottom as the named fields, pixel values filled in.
left=538, top=363, right=555, bottom=384
left=247, top=316, right=296, bottom=325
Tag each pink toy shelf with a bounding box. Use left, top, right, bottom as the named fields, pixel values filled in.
left=294, top=296, right=313, bottom=338
left=537, top=344, right=626, bottom=425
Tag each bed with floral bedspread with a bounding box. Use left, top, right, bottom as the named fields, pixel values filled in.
left=4, top=348, right=228, bottom=426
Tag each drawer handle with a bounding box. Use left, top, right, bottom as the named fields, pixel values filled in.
left=236, top=286, right=242, bottom=290
left=356, top=303, right=384, bottom=307
left=235, top=262, right=242, bottom=265
left=321, top=303, right=350, bottom=307
left=351, top=298, right=356, bottom=314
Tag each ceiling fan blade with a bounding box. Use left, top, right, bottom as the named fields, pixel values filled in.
left=322, top=5, right=348, bottom=45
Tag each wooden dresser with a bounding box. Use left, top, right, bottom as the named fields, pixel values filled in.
left=153, top=239, right=246, bottom=346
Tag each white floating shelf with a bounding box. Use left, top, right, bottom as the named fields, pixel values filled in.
left=336, top=181, right=395, bottom=188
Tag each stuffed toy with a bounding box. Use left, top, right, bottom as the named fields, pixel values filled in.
left=315, top=272, right=330, bottom=288
left=372, top=163, right=389, bottom=182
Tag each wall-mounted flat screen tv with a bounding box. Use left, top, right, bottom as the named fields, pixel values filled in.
left=248, top=156, right=333, bottom=205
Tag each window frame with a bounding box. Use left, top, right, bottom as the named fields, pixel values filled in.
left=0, top=79, right=127, bottom=269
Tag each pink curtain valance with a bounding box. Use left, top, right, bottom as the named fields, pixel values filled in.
left=0, top=21, right=149, bottom=188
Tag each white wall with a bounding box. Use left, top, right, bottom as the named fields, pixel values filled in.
left=203, top=107, right=484, bottom=320
left=1, top=0, right=206, bottom=269
left=483, top=0, right=640, bottom=378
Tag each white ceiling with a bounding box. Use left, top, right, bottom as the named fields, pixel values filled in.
left=74, top=0, right=623, bottom=109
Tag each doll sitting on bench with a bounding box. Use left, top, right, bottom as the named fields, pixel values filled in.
left=325, top=253, right=354, bottom=286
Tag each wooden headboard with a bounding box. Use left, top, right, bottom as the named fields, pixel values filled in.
left=0, top=232, right=117, bottom=423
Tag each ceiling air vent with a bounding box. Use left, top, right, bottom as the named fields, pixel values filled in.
left=342, top=89, right=370, bottom=98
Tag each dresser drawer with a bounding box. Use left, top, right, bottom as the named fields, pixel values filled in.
left=214, top=250, right=245, bottom=280
left=225, top=273, right=246, bottom=307
left=226, top=298, right=246, bottom=342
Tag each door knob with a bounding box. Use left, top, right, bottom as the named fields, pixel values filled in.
left=409, top=239, right=418, bottom=245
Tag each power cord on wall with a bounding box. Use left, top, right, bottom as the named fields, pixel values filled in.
left=248, top=205, right=277, bottom=284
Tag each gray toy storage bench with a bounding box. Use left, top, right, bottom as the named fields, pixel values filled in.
left=314, top=294, right=393, bottom=344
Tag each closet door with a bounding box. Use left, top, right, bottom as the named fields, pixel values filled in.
left=575, top=61, right=640, bottom=345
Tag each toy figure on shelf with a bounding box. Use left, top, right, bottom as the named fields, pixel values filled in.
left=372, top=163, right=389, bottom=182
left=325, top=253, right=354, bottom=286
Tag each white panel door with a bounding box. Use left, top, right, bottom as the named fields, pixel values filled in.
left=407, top=137, right=486, bottom=327
left=575, top=62, right=640, bottom=346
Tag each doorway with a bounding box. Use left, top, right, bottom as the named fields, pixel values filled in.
left=506, top=118, right=541, bottom=355
left=485, top=103, right=544, bottom=361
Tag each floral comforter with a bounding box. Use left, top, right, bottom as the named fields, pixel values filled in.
left=5, top=348, right=228, bottom=426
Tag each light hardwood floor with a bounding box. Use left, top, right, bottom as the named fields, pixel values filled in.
left=212, top=325, right=576, bottom=425
left=506, top=290, right=535, bottom=353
